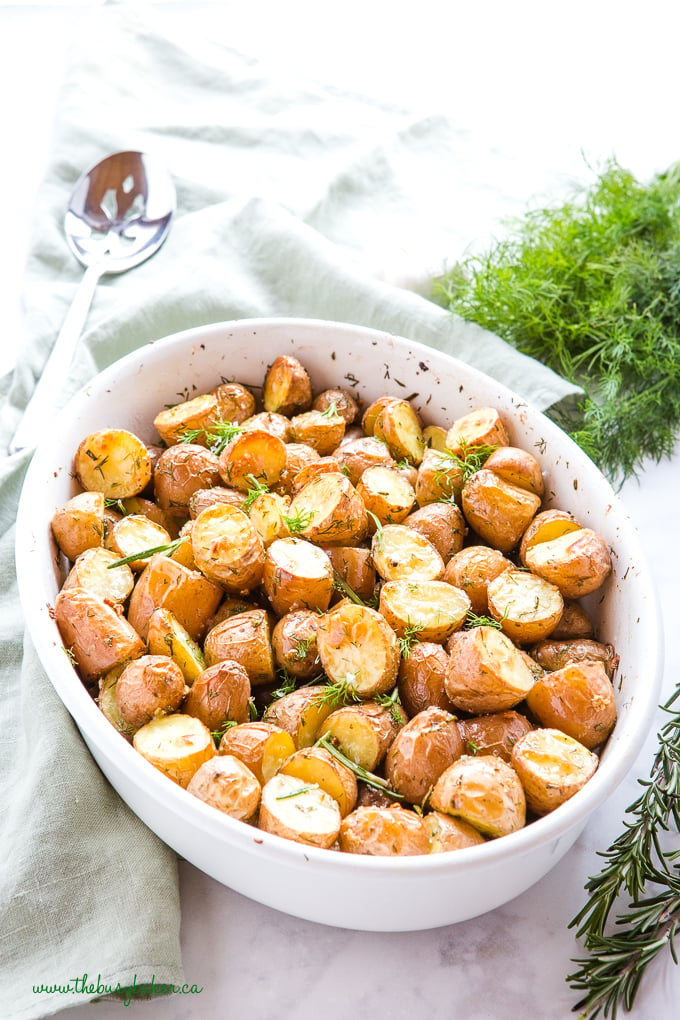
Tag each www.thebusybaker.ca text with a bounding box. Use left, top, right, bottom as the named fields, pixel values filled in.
left=33, top=973, right=203, bottom=1007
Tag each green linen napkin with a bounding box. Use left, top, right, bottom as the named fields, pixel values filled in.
left=0, top=3, right=580, bottom=1017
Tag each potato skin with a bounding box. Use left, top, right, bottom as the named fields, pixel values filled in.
left=183, top=660, right=252, bottom=730
left=55, top=586, right=146, bottom=682
left=461, top=469, right=541, bottom=553
left=524, top=527, right=612, bottom=599
left=218, top=721, right=296, bottom=784
left=271, top=609, right=321, bottom=679
left=187, top=754, right=261, bottom=821
left=153, top=443, right=221, bottom=517
left=424, top=811, right=487, bottom=852
left=278, top=746, right=358, bottom=817
left=443, top=546, right=512, bottom=615
left=51, top=490, right=106, bottom=561
left=385, top=707, right=464, bottom=805
left=525, top=660, right=617, bottom=749
left=445, top=625, right=536, bottom=713
left=430, top=755, right=526, bottom=838
left=127, top=553, right=223, bottom=643
left=259, top=773, right=341, bottom=849
left=529, top=638, right=619, bottom=679
left=457, top=711, right=534, bottom=763
left=511, top=728, right=599, bottom=815
left=115, top=654, right=187, bottom=730
left=203, top=609, right=275, bottom=686
left=339, top=805, right=429, bottom=856
left=403, top=501, right=466, bottom=563
left=262, top=536, right=333, bottom=616
left=397, top=642, right=454, bottom=717
left=486, top=568, right=564, bottom=645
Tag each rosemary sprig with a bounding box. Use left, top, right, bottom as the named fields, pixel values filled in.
left=567, top=686, right=680, bottom=1018
left=315, top=731, right=403, bottom=800
left=107, top=537, right=183, bottom=568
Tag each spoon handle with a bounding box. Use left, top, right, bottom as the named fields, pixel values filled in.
left=9, top=265, right=102, bottom=455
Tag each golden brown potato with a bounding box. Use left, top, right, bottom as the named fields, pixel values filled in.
left=518, top=508, right=581, bottom=566
left=414, top=448, right=465, bottom=506
left=339, top=805, right=429, bottom=856
left=445, top=625, right=536, bottom=713
left=213, top=381, right=256, bottom=424
left=247, top=491, right=291, bottom=547
left=549, top=601, right=594, bottom=640
left=286, top=473, right=368, bottom=547
left=217, top=429, right=287, bottom=492
left=361, top=396, right=397, bottom=436
left=457, top=710, right=534, bottom=763
left=445, top=406, right=510, bottom=455
left=335, top=435, right=397, bottom=486
left=483, top=446, right=545, bottom=497
left=275, top=442, right=322, bottom=495
left=153, top=391, right=222, bottom=447
left=313, top=387, right=360, bottom=425
left=373, top=398, right=426, bottom=465
left=262, top=536, right=333, bottom=616
left=424, top=811, right=487, bottom=852
left=187, top=754, right=261, bottom=820
left=323, top=546, right=377, bottom=603
left=318, top=701, right=404, bottom=771
left=316, top=602, right=400, bottom=699
left=241, top=411, right=293, bottom=442
left=263, top=685, right=334, bottom=748
left=278, top=746, right=358, bottom=817
left=290, top=456, right=343, bottom=495
left=371, top=524, right=445, bottom=582
left=525, top=660, right=617, bottom=749
left=422, top=424, right=449, bottom=452
left=430, top=755, right=526, bottom=838
left=51, top=490, right=106, bottom=561
left=118, top=496, right=182, bottom=540
left=397, top=642, right=454, bottom=717
left=271, top=609, right=321, bottom=679
left=133, top=713, right=216, bottom=788
left=511, top=728, right=599, bottom=815
left=486, top=568, right=564, bottom=644
left=183, top=659, right=251, bottom=730
left=289, top=408, right=346, bottom=455
left=115, top=654, right=187, bottom=730
left=97, top=666, right=137, bottom=738
left=523, top=527, right=612, bottom=599
left=379, top=579, right=470, bottom=644
left=73, top=429, right=153, bottom=499
left=204, top=609, right=276, bottom=686
left=104, top=514, right=173, bottom=572
left=529, top=638, right=619, bottom=679
left=262, top=354, right=313, bottom=417
left=191, top=503, right=265, bottom=593
left=461, top=469, right=541, bottom=553
left=443, top=546, right=513, bottom=615
left=219, top=720, right=296, bottom=784
left=402, top=501, right=465, bottom=563
left=61, top=546, right=135, bottom=604
left=356, top=465, right=416, bottom=528
left=188, top=486, right=246, bottom=518
left=127, top=553, right=223, bottom=643
left=259, top=773, right=342, bottom=849
left=153, top=444, right=221, bottom=518
left=55, top=586, right=145, bottom=682
left=146, top=607, right=206, bottom=684
left=168, top=522, right=197, bottom=570
left=385, top=707, right=464, bottom=805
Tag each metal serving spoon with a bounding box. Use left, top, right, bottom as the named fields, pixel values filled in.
left=10, top=150, right=175, bottom=455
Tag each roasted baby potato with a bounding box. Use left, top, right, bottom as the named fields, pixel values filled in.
left=218, top=720, right=296, bottom=784
left=355, top=465, right=416, bottom=527
left=55, top=586, right=145, bottom=682
left=115, top=654, right=187, bottom=730
left=529, top=638, right=618, bottom=678
left=511, top=728, right=599, bottom=815
left=430, top=754, right=526, bottom=838
left=51, top=490, right=106, bottom=561
left=262, top=354, right=313, bottom=417
left=518, top=508, right=581, bottom=566
left=525, top=660, right=617, bottom=749
left=127, top=553, right=223, bottom=643
left=457, top=710, right=534, bottom=763
left=191, top=503, right=265, bottom=593
left=378, top=579, right=470, bottom=643
left=523, top=527, right=612, bottom=599
left=371, top=524, right=445, bottom=582
left=263, top=685, right=334, bottom=748
left=183, top=659, right=251, bottom=730
left=203, top=609, right=276, bottom=686
left=278, top=746, right=358, bottom=817
left=213, top=381, right=257, bottom=424
left=424, top=811, right=487, bottom=852
left=74, top=428, right=152, bottom=499
left=153, top=391, right=222, bottom=447
left=218, top=429, right=287, bottom=492
left=316, top=602, right=400, bottom=699
left=247, top=490, right=291, bottom=547
left=187, top=754, right=261, bottom=820
left=461, top=468, right=541, bottom=553
left=402, top=501, right=465, bottom=563
left=445, top=625, right=536, bottom=713
left=443, top=545, right=513, bottom=615
left=262, top=536, right=333, bottom=615
left=271, top=609, right=321, bottom=679
left=312, top=387, right=360, bottom=424
left=385, top=706, right=464, bottom=805
left=286, top=472, right=368, bottom=546
left=486, top=568, right=564, bottom=644
left=105, top=514, right=173, bottom=572
left=61, top=546, right=135, bottom=604
left=259, top=773, right=342, bottom=849
left=445, top=406, right=510, bottom=455
left=133, top=713, right=216, bottom=788
left=153, top=443, right=221, bottom=517
left=146, top=607, right=206, bottom=685
left=323, top=545, right=376, bottom=603
left=397, top=641, right=454, bottom=717
left=335, top=435, right=397, bottom=486
left=339, top=804, right=429, bottom=856
left=373, top=397, right=426, bottom=465
left=483, top=445, right=544, bottom=497
left=414, top=448, right=465, bottom=506
left=317, top=701, right=404, bottom=771
left=289, top=408, right=346, bottom=455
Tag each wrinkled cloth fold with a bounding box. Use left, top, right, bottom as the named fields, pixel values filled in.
left=0, top=2, right=579, bottom=1018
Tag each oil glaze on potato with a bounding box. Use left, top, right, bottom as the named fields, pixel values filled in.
left=61, top=547, right=134, bottom=604
left=127, top=553, right=223, bottom=643
left=316, top=602, right=400, bottom=698
left=424, top=811, right=487, bottom=852
left=443, top=546, right=512, bottom=615
left=133, top=713, right=216, bottom=788
left=51, top=490, right=106, bottom=561
left=397, top=642, right=454, bottom=717
left=403, top=501, right=465, bottom=563
left=259, top=773, right=341, bottom=849
left=191, top=503, right=265, bottom=593
left=430, top=755, right=526, bottom=838
left=529, top=638, right=618, bottom=678
left=55, top=586, right=145, bottom=682
left=187, top=755, right=261, bottom=821
left=511, top=728, right=599, bottom=815
left=74, top=428, right=152, bottom=499
left=153, top=443, right=221, bottom=517
left=262, top=354, right=313, bottom=417
left=523, top=527, right=612, bottom=598
left=271, top=609, right=321, bottom=679
left=525, top=660, right=617, bottom=749
left=445, top=625, right=536, bottom=713
left=486, top=568, right=564, bottom=644
left=318, top=701, right=404, bottom=771
left=278, top=746, right=358, bottom=817
left=218, top=721, right=296, bottom=784
left=203, top=609, right=275, bottom=685
left=115, top=654, right=187, bottom=730
left=457, top=710, right=534, bottom=763
left=462, top=468, right=541, bottom=553
left=339, top=804, right=429, bottom=856
left=378, top=579, right=470, bottom=644
left=183, top=659, right=251, bottom=730
left=371, top=524, right=445, bottom=582
left=262, top=536, right=333, bottom=615
left=385, top=706, right=464, bottom=805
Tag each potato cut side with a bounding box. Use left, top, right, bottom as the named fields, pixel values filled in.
left=133, top=713, right=216, bottom=788
left=519, top=509, right=581, bottom=565
left=147, top=607, right=206, bottom=685
left=430, top=755, right=526, bottom=838
left=248, top=491, right=291, bottom=547
left=105, top=514, right=173, bottom=572
left=424, top=811, right=487, bottom=852
left=187, top=755, right=261, bottom=820
left=403, top=501, right=465, bottom=564
left=219, top=721, right=296, bottom=784
left=263, top=685, right=334, bottom=748
left=379, top=579, right=471, bottom=643
left=289, top=409, right=346, bottom=455
left=262, top=354, right=313, bottom=417
left=62, top=546, right=134, bottom=604
left=445, top=625, right=536, bottom=713
left=371, top=524, right=445, bottom=582
left=287, top=473, right=368, bottom=547
left=524, top=527, right=612, bottom=598
left=318, top=701, right=403, bottom=771
left=262, top=536, right=333, bottom=616
left=422, top=424, right=448, bottom=452
left=74, top=429, right=152, bottom=498
left=259, top=773, right=341, bottom=849
left=127, top=553, right=223, bottom=643
left=361, top=396, right=396, bottom=436
left=218, top=429, right=287, bottom=492
left=339, top=805, right=429, bottom=856
left=191, top=503, right=265, bottom=593
left=51, top=490, right=106, bottom=562
left=462, top=469, right=541, bottom=554
left=486, top=568, right=564, bottom=644
left=483, top=446, right=545, bottom=497
left=55, top=586, right=145, bottom=682
left=443, top=546, right=513, bottom=615
left=445, top=406, right=510, bottom=455
left=525, top=660, right=617, bottom=749
left=153, top=391, right=221, bottom=446
left=414, top=448, right=465, bottom=506
left=97, top=666, right=137, bottom=738
left=316, top=602, right=400, bottom=698
left=373, top=398, right=426, bottom=465
left=204, top=609, right=276, bottom=686
left=356, top=465, right=416, bottom=527
left=278, top=747, right=358, bottom=817
left=511, top=728, right=599, bottom=815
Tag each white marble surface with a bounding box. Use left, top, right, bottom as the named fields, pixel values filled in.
left=3, top=2, right=680, bottom=1018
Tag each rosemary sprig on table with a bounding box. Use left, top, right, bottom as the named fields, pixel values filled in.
left=567, top=686, right=680, bottom=1019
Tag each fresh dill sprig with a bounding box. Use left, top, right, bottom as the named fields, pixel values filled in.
left=312, top=677, right=362, bottom=710
left=464, top=610, right=503, bottom=630
left=375, top=686, right=404, bottom=726
left=282, top=506, right=316, bottom=534
left=331, top=568, right=367, bottom=606
left=210, top=719, right=238, bottom=746
left=435, top=158, right=680, bottom=485
left=270, top=671, right=298, bottom=702
left=567, top=686, right=680, bottom=1018
left=442, top=440, right=497, bottom=482
left=179, top=419, right=244, bottom=456
left=315, top=731, right=403, bottom=800
left=397, top=622, right=424, bottom=657
left=242, top=474, right=270, bottom=512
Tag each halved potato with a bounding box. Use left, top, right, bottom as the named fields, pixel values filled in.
left=188, top=486, right=246, bottom=518
left=290, top=456, right=344, bottom=495
left=523, top=527, right=612, bottom=599
left=462, top=469, right=541, bottom=553
left=278, top=746, right=358, bottom=817
left=187, top=755, right=261, bottom=820
left=443, top=545, right=513, bottom=615
left=525, top=660, right=617, bottom=749
left=371, top=524, right=444, bottom=582
left=335, top=435, right=396, bottom=486
left=339, top=805, right=429, bottom=856
left=511, top=728, right=599, bottom=815
left=361, top=396, right=397, bottom=437
left=191, top=503, right=265, bottom=593
left=241, top=411, right=293, bottom=442
left=373, top=398, right=425, bottom=465
left=105, top=514, right=173, bottom=572
left=97, top=666, right=137, bottom=738
left=317, top=701, right=404, bottom=771
left=204, top=609, right=276, bottom=686
left=73, top=429, right=152, bottom=498
left=218, top=721, right=296, bottom=784
left=529, top=638, right=619, bottom=679
left=457, top=710, right=534, bottom=763
left=403, top=501, right=465, bottom=563
left=486, top=568, right=564, bottom=644
left=55, top=586, right=145, bottom=682
left=248, top=491, right=291, bottom=547
left=259, top=773, right=341, bottom=849
left=289, top=409, right=346, bottom=455
left=422, top=424, right=449, bottom=452
left=263, top=685, right=334, bottom=748
left=445, top=625, right=536, bottom=713
left=217, top=429, right=287, bottom=492
left=146, top=607, right=206, bottom=685
left=414, top=448, right=465, bottom=506
left=183, top=659, right=251, bottom=730
left=115, top=654, right=187, bottom=730
left=127, top=553, right=223, bottom=642
left=51, top=490, right=106, bottom=561
left=424, top=811, right=487, bottom=852
left=262, top=354, right=313, bottom=417
left=276, top=442, right=322, bottom=496
left=312, top=387, right=360, bottom=425
left=483, top=446, right=544, bottom=497
left=518, top=509, right=581, bottom=566
left=355, top=466, right=416, bottom=527
left=286, top=473, right=368, bottom=547
left=271, top=609, right=321, bottom=680
left=430, top=754, right=526, bottom=838
left=316, top=602, right=400, bottom=698
left=262, top=536, right=333, bottom=616
left=153, top=391, right=221, bottom=447
left=445, top=406, right=510, bottom=455
left=379, top=579, right=470, bottom=643
left=61, top=546, right=134, bottom=604
left=385, top=706, right=464, bottom=805
left=133, top=713, right=216, bottom=787
left=323, top=546, right=376, bottom=603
